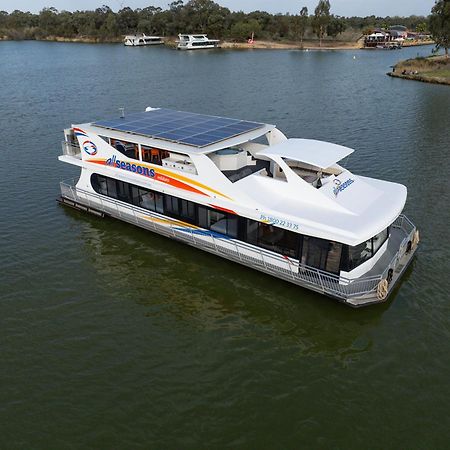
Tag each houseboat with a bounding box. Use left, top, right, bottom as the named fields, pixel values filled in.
left=58, top=107, right=419, bottom=307
left=124, top=34, right=163, bottom=46
left=177, top=34, right=220, bottom=50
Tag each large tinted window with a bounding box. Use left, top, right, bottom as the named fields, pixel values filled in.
left=90, top=173, right=308, bottom=259
left=346, top=227, right=389, bottom=271
left=245, top=220, right=299, bottom=258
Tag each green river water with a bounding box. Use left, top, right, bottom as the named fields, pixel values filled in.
left=0, top=41, right=449, bottom=449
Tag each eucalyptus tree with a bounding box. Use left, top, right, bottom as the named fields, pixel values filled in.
left=312, top=0, right=330, bottom=47
left=429, top=0, right=450, bottom=56
left=298, top=6, right=308, bottom=48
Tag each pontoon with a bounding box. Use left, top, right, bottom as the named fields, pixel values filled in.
left=58, top=107, right=419, bottom=307
left=177, top=34, right=220, bottom=50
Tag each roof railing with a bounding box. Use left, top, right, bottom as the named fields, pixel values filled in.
left=61, top=141, right=81, bottom=158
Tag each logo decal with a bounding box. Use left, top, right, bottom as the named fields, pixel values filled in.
left=83, top=140, right=98, bottom=155
left=333, top=178, right=354, bottom=196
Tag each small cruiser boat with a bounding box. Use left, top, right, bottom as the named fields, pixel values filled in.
left=58, top=107, right=419, bottom=307
left=124, top=34, right=163, bottom=46
left=177, top=34, right=220, bottom=50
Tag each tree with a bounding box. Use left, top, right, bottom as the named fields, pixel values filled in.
left=312, top=0, right=330, bottom=46
left=416, top=22, right=428, bottom=33
left=327, top=15, right=346, bottom=38
left=429, top=0, right=450, bottom=56
left=230, top=19, right=261, bottom=41
left=298, top=6, right=308, bottom=48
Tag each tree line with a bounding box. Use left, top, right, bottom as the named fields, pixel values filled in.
left=0, top=0, right=432, bottom=43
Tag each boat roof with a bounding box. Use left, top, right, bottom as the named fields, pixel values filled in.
left=258, top=138, right=354, bottom=169
left=85, top=107, right=274, bottom=153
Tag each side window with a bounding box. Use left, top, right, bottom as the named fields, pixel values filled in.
left=245, top=219, right=259, bottom=245
left=180, top=199, right=195, bottom=222
left=110, top=138, right=139, bottom=160
left=106, top=178, right=117, bottom=199
left=116, top=181, right=130, bottom=203
left=92, top=173, right=108, bottom=196
left=155, top=192, right=164, bottom=214
left=198, top=206, right=208, bottom=228
left=325, top=242, right=343, bottom=274
left=141, top=190, right=156, bottom=211
left=348, top=239, right=372, bottom=271
left=142, top=146, right=170, bottom=165
left=209, top=210, right=227, bottom=234
left=164, top=195, right=180, bottom=216
left=301, top=236, right=329, bottom=271
left=372, top=228, right=389, bottom=254
left=227, top=215, right=238, bottom=238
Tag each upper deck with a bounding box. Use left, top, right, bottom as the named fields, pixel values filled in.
left=77, top=107, right=275, bottom=155
left=65, top=107, right=407, bottom=247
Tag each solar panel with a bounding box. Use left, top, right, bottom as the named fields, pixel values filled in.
left=93, top=108, right=265, bottom=148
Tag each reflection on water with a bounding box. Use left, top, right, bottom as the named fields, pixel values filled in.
left=70, top=207, right=386, bottom=360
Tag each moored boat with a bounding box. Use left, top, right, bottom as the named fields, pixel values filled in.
left=124, top=34, right=163, bottom=46
left=58, top=107, right=419, bottom=307
left=177, top=34, right=220, bottom=50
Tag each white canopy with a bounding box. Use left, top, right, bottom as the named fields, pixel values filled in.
left=259, top=138, right=354, bottom=169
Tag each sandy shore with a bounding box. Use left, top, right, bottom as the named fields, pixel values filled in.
left=221, top=39, right=362, bottom=50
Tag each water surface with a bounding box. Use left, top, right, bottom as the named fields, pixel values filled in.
left=0, top=41, right=449, bottom=449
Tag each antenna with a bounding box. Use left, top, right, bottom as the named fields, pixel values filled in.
left=119, top=107, right=125, bottom=118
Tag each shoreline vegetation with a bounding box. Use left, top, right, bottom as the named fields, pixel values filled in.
left=388, top=55, right=450, bottom=85
left=0, top=35, right=434, bottom=51
left=0, top=0, right=434, bottom=50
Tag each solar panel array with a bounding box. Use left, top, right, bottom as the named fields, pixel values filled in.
left=93, top=108, right=265, bottom=148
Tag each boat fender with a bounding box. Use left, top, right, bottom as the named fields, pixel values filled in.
left=377, top=279, right=389, bottom=301
left=412, top=230, right=420, bottom=249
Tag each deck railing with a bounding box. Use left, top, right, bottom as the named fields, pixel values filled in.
left=59, top=179, right=416, bottom=302
left=61, top=141, right=81, bottom=157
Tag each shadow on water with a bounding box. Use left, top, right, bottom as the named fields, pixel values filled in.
left=60, top=205, right=393, bottom=360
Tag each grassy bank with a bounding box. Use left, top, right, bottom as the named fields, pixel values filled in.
left=388, top=55, right=450, bottom=85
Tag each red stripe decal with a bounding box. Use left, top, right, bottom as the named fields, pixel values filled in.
left=208, top=204, right=237, bottom=215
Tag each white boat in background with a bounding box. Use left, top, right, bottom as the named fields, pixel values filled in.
left=124, top=34, right=163, bottom=46
left=177, top=34, right=220, bottom=50
left=58, top=107, right=419, bottom=307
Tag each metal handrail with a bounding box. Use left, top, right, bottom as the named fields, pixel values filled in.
left=59, top=179, right=416, bottom=300
left=61, top=141, right=81, bottom=157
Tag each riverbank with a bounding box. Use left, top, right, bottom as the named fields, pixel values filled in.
left=0, top=35, right=434, bottom=51
left=388, top=55, right=450, bottom=86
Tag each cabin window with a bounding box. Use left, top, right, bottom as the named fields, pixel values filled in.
left=142, top=146, right=170, bottom=165
left=106, top=178, right=117, bottom=199
left=325, top=242, right=343, bottom=274
left=348, top=239, right=372, bottom=271
left=91, top=173, right=307, bottom=259
left=180, top=199, right=195, bottom=221
left=141, top=191, right=156, bottom=210
left=245, top=220, right=299, bottom=258
left=110, top=138, right=139, bottom=161
left=372, top=228, right=389, bottom=254
left=197, top=207, right=237, bottom=237
left=165, top=195, right=180, bottom=216
left=346, top=227, right=389, bottom=271
left=92, top=174, right=108, bottom=196
left=301, top=236, right=329, bottom=271
left=116, top=181, right=130, bottom=203
left=299, top=237, right=343, bottom=274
